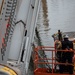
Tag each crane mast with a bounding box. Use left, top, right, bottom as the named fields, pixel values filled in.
left=0, top=0, right=41, bottom=75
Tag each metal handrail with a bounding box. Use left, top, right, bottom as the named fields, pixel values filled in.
left=34, top=46, right=74, bottom=73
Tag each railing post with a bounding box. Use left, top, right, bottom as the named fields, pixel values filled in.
left=52, top=50, right=53, bottom=73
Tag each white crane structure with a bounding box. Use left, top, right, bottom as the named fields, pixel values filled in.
left=0, top=0, right=41, bottom=75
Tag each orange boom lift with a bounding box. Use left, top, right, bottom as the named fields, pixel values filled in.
left=34, top=46, right=75, bottom=75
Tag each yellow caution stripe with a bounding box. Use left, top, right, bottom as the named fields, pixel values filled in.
left=0, top=67, right=17, bottom=75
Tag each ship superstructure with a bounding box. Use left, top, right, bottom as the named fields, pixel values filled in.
left=0, top=0, right=40, bottom=75
left=0, top=0, right=75, bottom=75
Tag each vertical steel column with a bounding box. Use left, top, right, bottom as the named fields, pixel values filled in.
left=23, top=0, right=41, bottom=74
